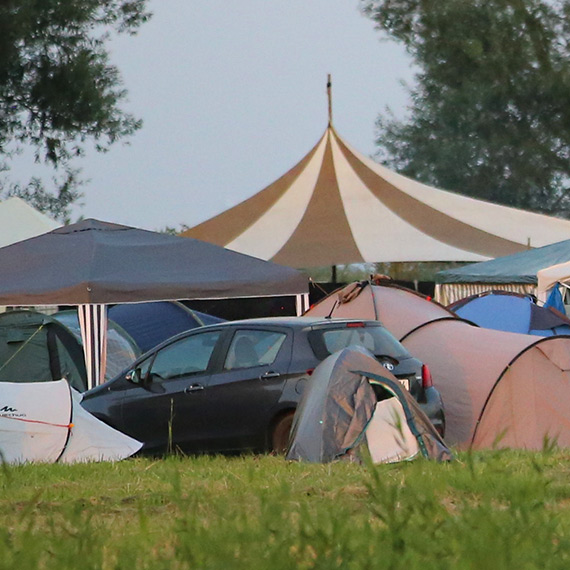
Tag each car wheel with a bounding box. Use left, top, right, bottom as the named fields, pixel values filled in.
left=270, top=411, right=295, bottom=454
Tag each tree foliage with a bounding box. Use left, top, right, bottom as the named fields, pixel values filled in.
left=360, top=0, right=570, bottom=216
left=0, top=0, right=150, bottom=220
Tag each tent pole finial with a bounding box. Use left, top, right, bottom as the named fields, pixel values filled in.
left=327, top=74, right=333, bottom=126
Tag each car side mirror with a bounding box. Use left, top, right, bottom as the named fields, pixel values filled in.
left=125, top=368, right=142, bottom=385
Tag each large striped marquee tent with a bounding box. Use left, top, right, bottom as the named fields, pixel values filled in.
left=182, top=90, right=570, bottom=268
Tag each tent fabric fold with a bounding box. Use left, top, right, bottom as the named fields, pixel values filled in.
left=182, top=125, right=570, bottom=267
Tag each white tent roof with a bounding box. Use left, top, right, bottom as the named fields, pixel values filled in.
left=0, top=197, right=58, bottom=248
left=537, top=261, right=570, bottom=303
left=183, top=124, right=570, bottom=267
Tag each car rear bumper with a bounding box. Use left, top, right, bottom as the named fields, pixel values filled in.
left=419, top=386, right=446, bottom=437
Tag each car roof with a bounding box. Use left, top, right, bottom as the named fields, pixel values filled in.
left=203, top=316, right=382, bottom=329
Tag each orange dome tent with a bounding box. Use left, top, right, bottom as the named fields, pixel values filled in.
left=306, top=282, right=570, bottom=450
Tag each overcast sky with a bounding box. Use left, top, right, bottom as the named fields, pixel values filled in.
left=70, top=1, right=415, bottom=231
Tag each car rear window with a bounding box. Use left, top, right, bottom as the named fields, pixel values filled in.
left=308, top=325, right=409, bottom=361
left=224, top=330, right=287, bottom=370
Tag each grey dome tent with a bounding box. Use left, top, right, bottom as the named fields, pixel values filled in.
left=0, top=310, right=86, bottom=391
left=0, top=310, right=140, bottom=392
left=286, top=347, right=451, bottom=464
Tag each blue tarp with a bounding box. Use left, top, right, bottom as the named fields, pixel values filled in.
left=450, top=292, right=570, bottom=337
left=545, top=286, right=566, bottom=313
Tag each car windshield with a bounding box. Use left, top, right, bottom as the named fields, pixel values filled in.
left=309, top=325, right=409, bottom=360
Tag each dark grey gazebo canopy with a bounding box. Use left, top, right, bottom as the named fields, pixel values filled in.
left=0, top=219, right=308, bottom=306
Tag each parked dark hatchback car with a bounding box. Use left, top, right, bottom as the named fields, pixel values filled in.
left=81, top=317, right=445, bottom=455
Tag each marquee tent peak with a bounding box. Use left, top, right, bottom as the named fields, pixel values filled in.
left=182, top=111, right=570, bottom=268
left=327, top=73, right=333, bottom=126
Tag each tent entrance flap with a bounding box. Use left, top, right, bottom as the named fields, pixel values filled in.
left=365, top=398, right=420, bottom=463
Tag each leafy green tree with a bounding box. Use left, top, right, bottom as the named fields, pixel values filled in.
left=360, top=0, right=570, bottom=216
left=0, top=0, right=150, bottom=221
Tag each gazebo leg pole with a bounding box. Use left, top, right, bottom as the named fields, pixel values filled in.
left=78, top=304, right=108, bottom=390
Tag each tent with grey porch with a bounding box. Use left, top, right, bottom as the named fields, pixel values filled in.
left=0, top=219, right=308, bottom=389
left=0, top=379, right=141, bottom=464
left=435, top=238, right=570, bottom=305
left=306, top=282, right=570, bottom=450
left=286, top=346, right=451, bottom=464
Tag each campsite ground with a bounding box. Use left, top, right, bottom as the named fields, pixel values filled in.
left=2, top=450, right=570, bottom=569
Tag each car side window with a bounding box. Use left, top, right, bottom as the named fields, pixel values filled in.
left=150, top=331, right=221, bottom=381
left=224, top=330, right=286, bottom=370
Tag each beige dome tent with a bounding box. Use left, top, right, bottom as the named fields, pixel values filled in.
left=182, top=82, right=570, bottom=268
left=306, top=282, right=570, bottom=450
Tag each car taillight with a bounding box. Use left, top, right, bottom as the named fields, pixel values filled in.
left=306, top=368, right=315, bottom=376
left=346, top=322, right=364, bottom=328
left=421, top=364, right=433, bottom=389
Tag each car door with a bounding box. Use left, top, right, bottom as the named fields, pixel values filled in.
left=179, top=326, right=293, bottom=452
left=120, top=329, right=223, bottom=453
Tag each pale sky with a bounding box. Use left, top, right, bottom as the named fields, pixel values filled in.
left=71, top=1, right=415, bottom=231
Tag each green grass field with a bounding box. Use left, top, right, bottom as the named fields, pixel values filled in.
left=1, top=449, right=569, bottom=569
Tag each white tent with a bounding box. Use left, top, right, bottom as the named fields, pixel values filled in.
left=0, top=379, right=141, bottom=464
left=0, top=197, right=58, bottom=247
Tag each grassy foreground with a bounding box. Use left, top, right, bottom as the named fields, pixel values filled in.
left=0, top=450, right=569, bottom=569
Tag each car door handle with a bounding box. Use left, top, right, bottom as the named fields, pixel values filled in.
left=184, top=383, right=205, bottom=393
left=260, top=371, right=280, bottom=380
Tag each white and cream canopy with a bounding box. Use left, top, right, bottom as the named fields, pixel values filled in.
left=182, top=123, right=570, bottom=268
